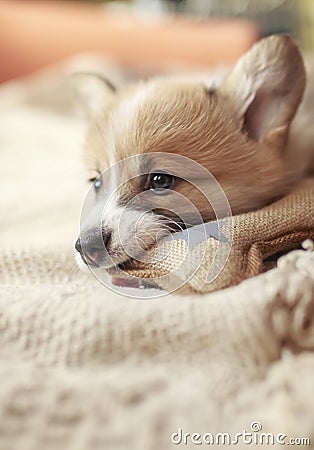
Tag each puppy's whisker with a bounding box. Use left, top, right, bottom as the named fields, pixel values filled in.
left=157, top=216, right=187, bottom=232
left=134, top=236, right=147, bottom=247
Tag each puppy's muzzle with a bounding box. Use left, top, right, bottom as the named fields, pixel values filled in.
left=75, top=229, right=110, bottom=268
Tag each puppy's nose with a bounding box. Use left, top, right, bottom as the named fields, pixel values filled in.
left=75, top=229, right=111, bottom=268
left=75, top=238, right=82, bottom=253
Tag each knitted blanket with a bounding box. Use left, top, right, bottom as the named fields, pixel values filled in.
left=0, top=63, right=313, bottom=450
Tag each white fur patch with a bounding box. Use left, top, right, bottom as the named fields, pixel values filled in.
left=99, top=84, right=156, bottom=219
left=114, top=83, right=156, bottom=137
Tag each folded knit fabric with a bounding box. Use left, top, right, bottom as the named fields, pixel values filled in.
left=118, top=179, right=314, bottom=294
left=0, top=248, right=314, bottom=450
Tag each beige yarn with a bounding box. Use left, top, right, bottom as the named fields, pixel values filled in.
left=0, top=248, right=314, bottom=450
left=0, top=59, right=314, bottom=450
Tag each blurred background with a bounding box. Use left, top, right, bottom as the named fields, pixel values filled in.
left=1, top=0, right=314, bottom=83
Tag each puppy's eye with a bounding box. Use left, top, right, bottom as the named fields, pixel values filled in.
left=94, top=179, right=102, bottom=191
left=89, top=178, right=102, bottom=192
left=150, top=172, right=174, bottom=192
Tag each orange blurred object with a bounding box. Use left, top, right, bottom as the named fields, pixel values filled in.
left=0, top=0, right=259, bottom=82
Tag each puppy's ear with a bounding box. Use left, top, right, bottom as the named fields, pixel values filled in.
left=70, top=73, right=116, bottom=117
left=218, top=35, right=306, bottom=149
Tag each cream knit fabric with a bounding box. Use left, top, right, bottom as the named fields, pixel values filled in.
left=0, top=62, right=313, bottom=450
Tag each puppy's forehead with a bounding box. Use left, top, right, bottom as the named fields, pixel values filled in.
left=106, top=80, right=227, bottom=162
left=89, top=78, right=244, bottom=184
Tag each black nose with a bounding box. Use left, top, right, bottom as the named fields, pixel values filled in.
left=75, top=229, right=111, bottom=268
left=75, top=238, right=82, bottom=253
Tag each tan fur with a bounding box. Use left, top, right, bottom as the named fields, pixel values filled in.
left=77, top=35, right=314, bottom=269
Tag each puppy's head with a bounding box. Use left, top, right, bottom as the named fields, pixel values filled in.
left=75, top=35, right=305, bottom=271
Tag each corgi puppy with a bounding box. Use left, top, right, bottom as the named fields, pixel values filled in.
left=75, top=35, right=314, bottom=273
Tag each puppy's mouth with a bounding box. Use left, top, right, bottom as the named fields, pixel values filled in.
left=106, top=220, right=181, bottom=271
left=103, top=259, right=160, bottom=289
left=105, top=258, right=141, bottom=274
left=77, top=216, right=188, bottom=289
left=111, top=276, right=159, bottom=289
left=103, top=226, right=183, bottom=290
